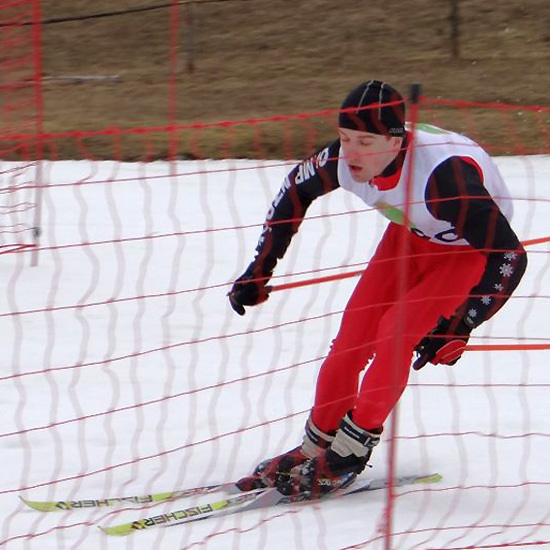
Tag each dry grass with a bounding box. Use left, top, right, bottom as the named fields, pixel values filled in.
left=4, top=0, right=550, bottom=159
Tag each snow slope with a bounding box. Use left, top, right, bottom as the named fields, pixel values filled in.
left=1, top=155, right=549, bottom=550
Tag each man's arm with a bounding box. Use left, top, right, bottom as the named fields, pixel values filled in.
left=414, top=156, right=527, bottom=369
left=229, top=141, right=341, bottom=315
left=426, top=155, right=527, bottom=327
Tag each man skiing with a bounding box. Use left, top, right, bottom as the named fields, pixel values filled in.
left=228, top=81, right=527, bottom=496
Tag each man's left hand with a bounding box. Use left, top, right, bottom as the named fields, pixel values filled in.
left=413, top=316, right=473, bottom=371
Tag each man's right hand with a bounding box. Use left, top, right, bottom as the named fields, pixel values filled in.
left=228, top=269, right=272, bottom=316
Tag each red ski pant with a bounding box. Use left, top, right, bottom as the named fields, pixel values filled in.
left=311, top=222, right=486, bottom=433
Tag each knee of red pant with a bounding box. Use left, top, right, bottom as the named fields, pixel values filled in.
left=376, top=310, right=421, bottom=351
left=372, top=320, right=417, bottom=381
left=328, top=337, right=374, bottom=372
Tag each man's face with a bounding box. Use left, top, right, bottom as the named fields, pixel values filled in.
left=338, top=127, right=402, bottom=183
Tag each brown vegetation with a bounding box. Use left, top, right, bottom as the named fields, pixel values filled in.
left=12, top=1, right=550, bottom=158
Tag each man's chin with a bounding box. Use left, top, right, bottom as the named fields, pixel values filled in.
left=350, top=171, right=372, bottom=183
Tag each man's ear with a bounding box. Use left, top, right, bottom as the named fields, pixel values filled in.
left=392, top=136, right=404, bottom=150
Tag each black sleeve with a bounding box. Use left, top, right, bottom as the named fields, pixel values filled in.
left=251, top=140, right=341, bottom=275
left=426, top=156, right=527, bottom=328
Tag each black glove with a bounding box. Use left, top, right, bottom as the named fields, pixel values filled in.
left=412, top=316, right=473, bottom=371
left=228, top=265, right=272, bottom=316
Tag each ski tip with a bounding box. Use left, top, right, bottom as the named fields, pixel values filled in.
left=414, top=473, right=443, bottom=485
left=19, top=497, right=58, bottom=512
left=99, top=523, right=134, bottom=537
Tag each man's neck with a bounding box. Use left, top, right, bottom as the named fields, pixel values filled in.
left=371, top=132, right=410, bottom=190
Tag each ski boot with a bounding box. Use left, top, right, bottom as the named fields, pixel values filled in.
left=236, top=415, right=335, bottom=491
left=278, top=412, right=382, bottom=497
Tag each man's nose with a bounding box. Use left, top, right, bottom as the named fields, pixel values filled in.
left=344, top=145, right=360, bottom=161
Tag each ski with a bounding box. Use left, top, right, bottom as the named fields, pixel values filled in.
left=20, top=482, right=237, bottom=512
left=100, top=472, right=442, bottom=536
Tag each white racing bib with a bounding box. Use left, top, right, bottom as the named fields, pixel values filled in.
left=337, top=124, right=513, bottom=246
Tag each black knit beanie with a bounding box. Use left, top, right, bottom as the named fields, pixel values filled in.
left=339, top=80, right=405, bottom=137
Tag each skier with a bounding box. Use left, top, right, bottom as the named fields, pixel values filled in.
left=228, top=80, right=527, bottom=496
